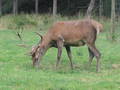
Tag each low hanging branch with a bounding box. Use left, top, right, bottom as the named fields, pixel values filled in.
left=86, top=0, right=95, bottom=18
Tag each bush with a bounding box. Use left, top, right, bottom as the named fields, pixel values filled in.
left=13, top=15, right=37, bottom=30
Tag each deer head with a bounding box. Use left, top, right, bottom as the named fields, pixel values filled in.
left=30, top=32, right=50, bottom=68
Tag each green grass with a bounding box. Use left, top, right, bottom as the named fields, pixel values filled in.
left=0, top=17, right=120, bottom=90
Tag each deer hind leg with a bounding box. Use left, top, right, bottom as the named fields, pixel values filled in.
left=88, top=47, right=94, bottom=67
left=56, top=38, right=64, bottom=69
left=65, top=46, right=73, bottom=70
left=87, top=43, right=101, bottom=72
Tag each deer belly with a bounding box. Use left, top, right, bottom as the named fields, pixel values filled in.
left=64, top=40, right=85, bottom=46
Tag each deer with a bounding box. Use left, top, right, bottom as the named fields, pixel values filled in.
left=30, top=19, right=103, bottom=72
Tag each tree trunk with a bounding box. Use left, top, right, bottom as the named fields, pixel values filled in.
left=0, top=0, right=2, bottom=15
left=67, top=0, right=70, bottom=11
left=53, top=0, right=57, bottom=17
left=110, top=0, right=116, bottom=41
left=86, top=0, right=95, bottom=18
left=35, top=0, right=39, bottom=14
left=13, top=0, right=18, bottom=15
left=99, top=0, right=103, bottom=18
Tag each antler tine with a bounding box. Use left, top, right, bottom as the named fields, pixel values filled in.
left=16, top=31, right=22, bottom=41
left=34, top=32, right=43, bottom=40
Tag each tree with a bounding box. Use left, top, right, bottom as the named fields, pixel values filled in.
left=86, top=0, right=95, bottom=18
left=110, top=0, right=116, bottom=41
left=35, top=0, right=39, bottom=14
left=0, top=0, right=2, bottom=15
left=99, top=0, right=103, bottom=18
left=13, top=0, right=18, bottom=15
left=53, top=0, right=57, bottom=17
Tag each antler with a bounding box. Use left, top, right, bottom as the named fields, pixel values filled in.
left=17, top=32, right=22, bottom=40
left=17, top=44, right=30, bottom=48
left=35, top=32, right=43, bottom=40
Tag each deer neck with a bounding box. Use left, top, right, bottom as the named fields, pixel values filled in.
left=40, top=34, right=51, bottom=49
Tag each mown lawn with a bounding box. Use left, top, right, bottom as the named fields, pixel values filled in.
left=0, top=28, right=120, bottom=90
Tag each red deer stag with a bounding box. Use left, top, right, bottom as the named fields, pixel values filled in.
left=30, top=19, right=103, bottom=72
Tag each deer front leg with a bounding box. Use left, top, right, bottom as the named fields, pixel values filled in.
left=56, top=38, right=64, bottom=69
left=65, top=46, right=73, bottom=70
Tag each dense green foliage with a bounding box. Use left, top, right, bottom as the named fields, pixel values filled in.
left=0, top=15, right=120, bottom=90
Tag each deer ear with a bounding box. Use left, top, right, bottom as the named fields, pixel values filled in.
left=35, top=32, right=43, bottom=40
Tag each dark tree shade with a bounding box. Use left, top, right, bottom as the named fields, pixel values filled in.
left=2, top=0, right=118, bottom=17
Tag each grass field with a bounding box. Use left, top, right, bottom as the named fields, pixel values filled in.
left=0, top=15, right=120, bottom=90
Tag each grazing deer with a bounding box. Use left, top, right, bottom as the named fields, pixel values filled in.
left=31, top=19, right=103, bottom=72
